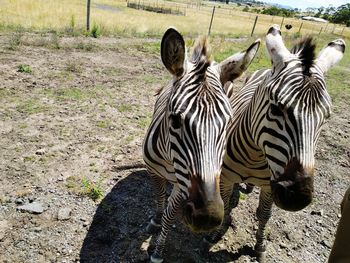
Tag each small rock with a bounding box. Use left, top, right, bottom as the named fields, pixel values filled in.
left=57, top=208, right=72, bottom=221
left=0, top=220, right=9, bottom=241
left=15, top=198, right=24, bottom=205
left=320, top=239, right=332, bottom=248
left=33, top=227, right=42, bottom=232
left=320, top=240, right=332, bottom=249
left=17, top=202, right=44, bottom=214
left=279, top=242, right=288, bottom=249
left=83, top=221, right=89, bottom=227
left=140, top=237, right=151, bottom=251
left=35, top=149, right=46, bottom=155
left=311, top=210, right=323, bottom=216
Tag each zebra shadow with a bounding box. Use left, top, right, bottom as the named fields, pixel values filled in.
left=79, top=164, right=257, bottom=263
left=80, top=166, right=155, bottom=263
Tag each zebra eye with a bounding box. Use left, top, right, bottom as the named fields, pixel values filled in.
left=170, top=113, right=182, bottom=129
left=270, top=104, right=284, bottom=116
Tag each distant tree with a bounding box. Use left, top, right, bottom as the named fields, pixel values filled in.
left=315, top=7, right=324, bottom=17
left=305, top=7, right=317, bottom=15
left=261, top=6, right=295, bottom=17
left=332, top=3, right=350, bottom=26
left=243, top=6, right=249, bottom=12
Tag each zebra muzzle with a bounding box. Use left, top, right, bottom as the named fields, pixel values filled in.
left=182, top=199, right=224, bottom=233
left=271, top=170, right=314, bottom=212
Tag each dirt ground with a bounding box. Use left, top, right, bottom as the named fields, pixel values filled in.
left=0, top=33, right=349, bottom=263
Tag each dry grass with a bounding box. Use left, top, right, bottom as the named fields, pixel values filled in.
left=0, top=0, right=348, bottom=38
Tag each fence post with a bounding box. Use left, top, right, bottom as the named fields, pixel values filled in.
left=341, top=26, right=346, bottom=36
left=298, top=22, right=303, bottom=33
left=325, top=23, right=329, bottom=32
left=280, top=16, right=284, bottom=29
left=208, top=6, right=216, bottom=36
left=319, top=27, right=323, bottom=35
left=86, top=0, right=91, bottom=31
left=332, top=24, right=336, bottom=34
left=251, top=16, right=258, bottom=37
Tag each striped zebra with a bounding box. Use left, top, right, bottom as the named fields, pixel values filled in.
left=142, top=28, right=260, bottom=263
left=205, top=25, right=345, bottom=261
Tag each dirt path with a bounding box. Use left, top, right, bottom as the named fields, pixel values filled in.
left=0, top=33, right=349, bottom=263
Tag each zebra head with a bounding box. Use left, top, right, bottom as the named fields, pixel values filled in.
left=162, top=28, right=260, bottom=232
left=253, top=25, right=345, bottom=211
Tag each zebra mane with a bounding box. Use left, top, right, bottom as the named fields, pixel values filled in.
left=290, top=37, right=316, bottom=76
left=191, top=36, right=211, bottom=65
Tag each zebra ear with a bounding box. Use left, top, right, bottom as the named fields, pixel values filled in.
left=161, top=28, right=186, bottom=78
left=218, top=39, right=260, bottom=84
left=265, top=25, right=291, bottom=66
left=314, top=39, right=345, bottom=74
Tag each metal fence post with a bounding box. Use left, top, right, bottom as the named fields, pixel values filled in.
left=208, top=6, right=215, bottom=36
left=280, top=16, right=284, bottom=29
left=87, top=0, right=91, bottom=31
left=251, top=16, right=258, bottom=37
left=298, top=22, right=303, bottom=33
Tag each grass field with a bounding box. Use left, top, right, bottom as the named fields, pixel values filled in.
left=1, top=0, right=349, bottom=104
left=0, top=0, right=349, bottom=38
left=0, top=1, right=349, bottom=262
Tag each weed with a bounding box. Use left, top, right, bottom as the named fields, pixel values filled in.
left=49, top=32, right=60, bottom=49
left=55, top=87, right=84, bottom=101
left=66, top=176, right=103, bottom=201
left=143, top=74, right=159, bottom=84
left=8, top=26, right=24, bottom=50
left=239, top=192, right=247, bottom=201
left=17, top=64, right=32, bottom=73
left=81, top=178, right=103, bottom=201
left=18, top=123, right=28, bottom=129
left=16, top=99, right=45, bottom=114
left=23, top=155, right=36, bottom=162
left=137, top=115, right=152, bottom=128
left=117, top=104, right=133, bottom=113
left=76, top=41, right=95, bottom=51
left=90, top=22, right=101, bottom=38
left=65, top=62, right=81, bottom=73
left=96, top=120, right=111, bottom=128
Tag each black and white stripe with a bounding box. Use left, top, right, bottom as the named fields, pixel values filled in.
left=210, top=26, right=345, bottom=260
left=143, top=28, right=260, bottom=263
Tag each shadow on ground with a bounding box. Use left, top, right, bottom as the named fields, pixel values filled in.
left=80, top=166, right=257, bottom=263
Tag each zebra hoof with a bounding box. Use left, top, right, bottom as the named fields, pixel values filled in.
left=146, top=219, right=161, bottom=234
left=150, top=254, right=164, bottom=263
left=255, top=250, right=266, bottom=263
left=255, top=246, right=266, bottom=263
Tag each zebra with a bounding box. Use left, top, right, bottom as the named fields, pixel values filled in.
left=204, top=25, right=345, bottom=261
left=142, top=28, right=260, bottom=263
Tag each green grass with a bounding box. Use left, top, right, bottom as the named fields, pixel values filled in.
left=17, top=64, right=32, bottom=73
left=117, top=104, right=133, bottom=113
left=81, top=178, right=103, bottom=201
left=66, top=176, right=104, bottom=201
left=16, top=99, right=46, bottom=114
left=55, top=87, right=84, bottom=101
left=96, top=120, right=111, bottom=128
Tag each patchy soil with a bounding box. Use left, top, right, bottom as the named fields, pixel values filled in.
left=0, top=33, right=349, bottom=263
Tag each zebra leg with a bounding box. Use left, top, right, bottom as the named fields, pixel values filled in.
left=151, top=185, right=183, bottom=263
left=254, top=190, right=273, bottom=262
left=146, top=174, right=167, bottom=234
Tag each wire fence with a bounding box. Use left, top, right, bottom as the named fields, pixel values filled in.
left=126, top=0, right=350, bottom=38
